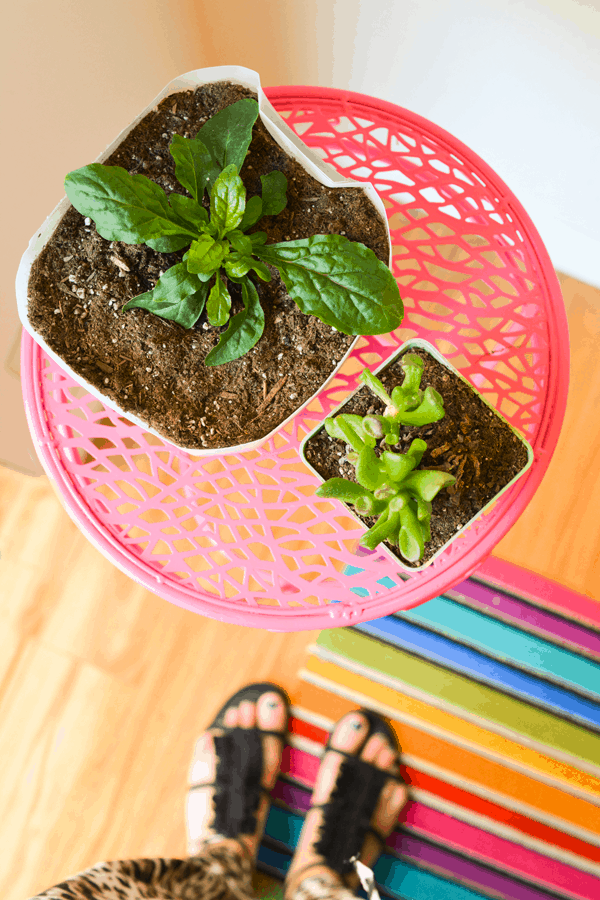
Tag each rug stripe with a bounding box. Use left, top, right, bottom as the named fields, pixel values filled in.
left=355, top=616, right=600, bottom=726
left=291, top=682, right=600, bottom=801
left=397, top=597, right=600, bottom=693
left=315, top=630, right=600, bottom=766
left=446, top=581, right=600, bottom=659
left=474, top=558, right=600, bottom=630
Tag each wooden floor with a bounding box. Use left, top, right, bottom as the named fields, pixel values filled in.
left=0, top=272, right=598, bottom=900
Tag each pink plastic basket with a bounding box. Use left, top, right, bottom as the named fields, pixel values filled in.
left=20, top=86, right=568, bottom=631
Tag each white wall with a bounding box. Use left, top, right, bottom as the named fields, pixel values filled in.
left=329, top=0, right=600, bottom=287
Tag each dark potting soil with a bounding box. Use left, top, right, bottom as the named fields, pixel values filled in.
left=27, top=82, right=390, bottom=450
left=303, top=350, right=530, bottom=567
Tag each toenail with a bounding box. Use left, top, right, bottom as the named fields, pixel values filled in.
left=267, top=699, right=279, bottom=708
left=351, top=719, right=364, bottom=730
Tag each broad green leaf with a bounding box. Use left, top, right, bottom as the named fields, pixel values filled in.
left=64, top=164, right=197, bottom=246
left=248, top=258, right=271, bottom=282
left=205, top=278, right=264, bottom=366
left=211, top=165, right=246, bottom=238
left=169, top=133, right=212, bottom=201
left=207, top=276, right=232, bottom=327
left=225, top=254, right=251, bottom=279
left=260, top=170, right=287, bottom=216
left=249, top=231, right=268, bottom=246
left=187, top=234, right=226, bottom=277
left=145, top=234, right=194, bottom=253
left=225, top=253, right=271, bottom=282
left=228, top=230, right=253, bottom=255
left=239, top=195, right=263, bottom=231
left=123, top=263, right=209, bottom=329
left=168, top=193, right=209, bottom=232
left=257, top=235, right=403, bottom=335
left=196, top=98, right=259, bottom=190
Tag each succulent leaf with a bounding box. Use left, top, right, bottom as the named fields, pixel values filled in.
left=318, top=357, right=456, bottom=561
left=361, top=511, right=399, bottom=551
left=355, top=446, right=384, bottom=491
left=402, top=469, right=456, bottom=502
left=382, top=450, right=416, bottom=483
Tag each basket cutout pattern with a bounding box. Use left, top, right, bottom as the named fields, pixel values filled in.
left=24, top=89, right=564, bottom=627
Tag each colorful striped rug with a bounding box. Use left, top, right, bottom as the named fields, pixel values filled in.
left=257, top=557, right=600, bottom=900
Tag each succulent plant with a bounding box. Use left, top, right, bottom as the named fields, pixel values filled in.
left=315, top=355, right=455, bottom=562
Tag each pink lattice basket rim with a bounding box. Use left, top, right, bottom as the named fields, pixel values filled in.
left=20, top=84, right=568, bottom=631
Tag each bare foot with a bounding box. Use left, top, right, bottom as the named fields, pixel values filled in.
left=186, top=689, right=287, bottom=861
left=285, top=711, right=407, bottom=898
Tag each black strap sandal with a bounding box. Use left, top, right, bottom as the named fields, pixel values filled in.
left=286, top=709, right=404, bottom=891
left=188, top=682, right=289, bottom=844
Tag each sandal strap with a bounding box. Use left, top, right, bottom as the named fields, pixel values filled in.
left=307, top=803, right=388, bottom=847
left=189, top=781, right=271, bottom=797
left=313, top=756, right=388, bottom=875
left=212, top=728, right=264, bottom=837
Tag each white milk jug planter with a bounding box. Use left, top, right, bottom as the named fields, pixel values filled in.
left=300, top=339, right=534, bottom=571
left=17, top=66, right=399, bottom=456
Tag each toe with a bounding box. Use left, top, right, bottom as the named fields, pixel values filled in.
left=256, top=691, right=287, bottom=732
left=239, top=699, right=256, bottom=728
left=257, top=691, right=287, bottom=790
left=376, top=781, right=407, bottom=834
left=329, top=711, right=370, bottom=754
left=223, top=704, right=238, bottom=728
left=375, top=742, right=397, bottom=771
left=361, top=733, right=386, bottom=764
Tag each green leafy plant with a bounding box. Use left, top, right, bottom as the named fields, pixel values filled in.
left=64, top=98, right=403, bottom=366
left=315, top=357, right=455, bottom=562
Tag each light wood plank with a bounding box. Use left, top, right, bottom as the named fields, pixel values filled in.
left=0, top=466, right=317, bottom=899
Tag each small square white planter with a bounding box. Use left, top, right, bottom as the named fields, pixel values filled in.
left=300, top=339, right=534, bottom=571
left=16, top=66, right=393, bottom=456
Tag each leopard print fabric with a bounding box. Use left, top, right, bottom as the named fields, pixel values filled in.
left=27, top=843, right=357, bottom=900
left=27, top=843, right=255, bottom=900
